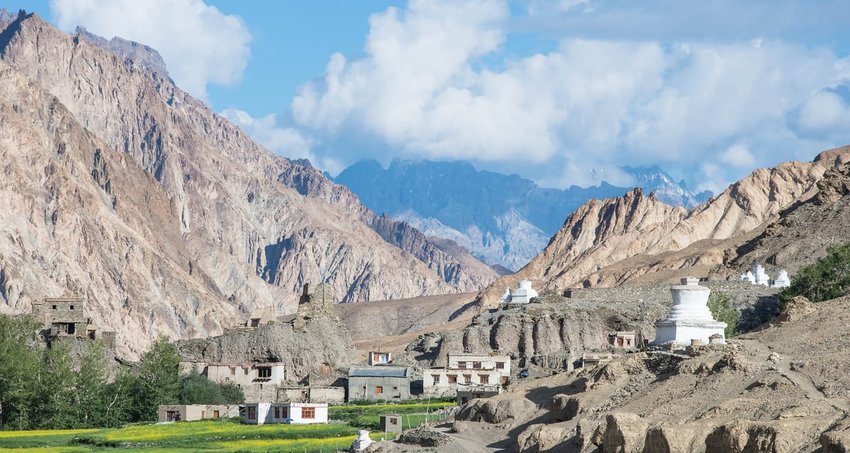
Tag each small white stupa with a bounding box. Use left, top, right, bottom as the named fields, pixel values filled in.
left=773, top=270, right=791, bottom=288
left=500, top=279, right=539, bottom=304
left=653, top=277, right=727, bottom=347
left=739, top=270, right=755, bottom=284
left=752, top=263, right=770, bottom=286
left=351, top=430, right=373, bottom=451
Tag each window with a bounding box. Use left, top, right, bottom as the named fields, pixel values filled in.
left=447, top=374, right=457, bottom=384
left=479, top=374, right=490, bottom=384
left=247, top=406, right=256, bottom=420
left=457, top=361, right=467, bottom=369
left=390, top=417, right=398, bottom=425
left=257, top=367, right=272, bottom=378
left=166, top=410, right=181, bottom=422
left=274, top=406, right=280, bottom=418
left=213, top=410, right=220, bottom=418
left=463, top=374, right=472, bottom=384
left=495, top=362, right=505, bottom=370
left=302, top=407, right=315, bottom=419
left=52, top=305, right=57, bottom=310
left=69, top=305, right=74, bottom=310
left=472, top=362, right=482, bottom=369
left=375, top=386, right=384, bottom=394
left=66, top=323, right=76, bottom=335
left=431, top=374, right=441, bottom=384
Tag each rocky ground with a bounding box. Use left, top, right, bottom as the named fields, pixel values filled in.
left=379, top=294, right=850, bottom=452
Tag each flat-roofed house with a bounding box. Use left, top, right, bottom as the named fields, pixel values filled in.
left=347, top=367, right=410, bottom=402
left=244, top=402, right=328, bottom=425
left=423, top=352, right=512, bottom=397
left=158, top=404, right=239, bottom=422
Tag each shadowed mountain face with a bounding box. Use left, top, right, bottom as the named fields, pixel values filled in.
left=0, top=11, right=496, bottom=357
left=335, top=159, right=706, bottom=270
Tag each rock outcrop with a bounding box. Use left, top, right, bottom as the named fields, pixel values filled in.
left=0, top=12, right=495, bottom=356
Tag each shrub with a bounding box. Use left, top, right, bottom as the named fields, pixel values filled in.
left=707, top=292, right=738, bottom=338
left=781, top=242, right=850, bottom=304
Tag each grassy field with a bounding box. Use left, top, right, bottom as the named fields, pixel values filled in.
left=0, top=401, right=455, bottom=452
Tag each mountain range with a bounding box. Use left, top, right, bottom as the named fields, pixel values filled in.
left=0, top=10, right=496, bottom=356
left=335, top=159, right=711, bottom=270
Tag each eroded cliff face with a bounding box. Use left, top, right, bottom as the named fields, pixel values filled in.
left=477, top=148, right=850, bottom=306
left=0, top=13, right=494, bottom=357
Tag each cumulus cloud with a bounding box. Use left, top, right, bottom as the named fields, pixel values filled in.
left=50, top=0, right=251, bottom=100
left=292, top=0, right=850, bottom=190
left=796, top=90, right=850, bottom=136
left=719, top=144, right=757, bottom=168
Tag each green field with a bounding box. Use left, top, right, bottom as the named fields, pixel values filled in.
left=0, top=401, right=455, bottom=452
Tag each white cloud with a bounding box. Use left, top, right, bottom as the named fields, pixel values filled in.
left=292, top=0, right=850, bottom=191
left=797, top=90, right=850, bottom=135
left=221, top=109, right=313, bottom=160
left=50, top=0, right=251, bottom=100
left=719, top=144, right=757, bottom=168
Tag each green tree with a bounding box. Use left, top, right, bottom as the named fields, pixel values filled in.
left=72, top=342, right=109, bottom=428
left=0, top=315, right=41, bottom=429
left=179, top=371, right=244, bottom=405
left=707, top=292, right=739, bottom=338
left=781, top=242, right=850, bottom=303
left=131, top=336, right=180, bottom=421
left=31, top=343, right=76, bottom=428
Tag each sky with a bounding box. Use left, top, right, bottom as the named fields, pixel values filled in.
left=13, top=0, right=850, bottom=193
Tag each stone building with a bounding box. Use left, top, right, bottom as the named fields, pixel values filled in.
left=180, top=361, right=286, bottom=401
left=423, top=352, right=512, bottom=397
left=607, top=330, right=637, bottom=351
left=31, top=296, right=115, bottom=346
left=158, top=404, right=239, bottom=422
left=347, top=366, right=411, bottom=401
left=278, top=385, right=345, bottom=404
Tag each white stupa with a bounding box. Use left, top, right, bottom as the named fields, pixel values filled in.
left=773, top=270, right=791, bottom=288
left=739, top=270, right=755, bottom=284
left=752, top=263, right=770, bottom=286
left=351, top=430, right=373, bottom=451
left=653, top=277, right=727, bottom=347
left=501, top=279, right=539, bottom=304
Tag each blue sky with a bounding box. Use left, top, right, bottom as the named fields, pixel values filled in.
left=13, top=0, right=850, bottom=193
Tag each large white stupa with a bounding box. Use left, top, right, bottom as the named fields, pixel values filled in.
left=500, top=279, right=539, bottom=304
left=653, top=277, right=726, bottom=346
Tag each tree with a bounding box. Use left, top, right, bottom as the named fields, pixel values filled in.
left=0, top=315, right=41, bottom=429
left=72, top=342, right=109, bottom=428
left=31, top=343, right=76, bottom=428
left=781, top=242, right=850, bottom=303
left=179, top=371, right=244, bottom=405
left=707, top=292, right=739, bottom=338
left=131, top=335, right=180, bottom=421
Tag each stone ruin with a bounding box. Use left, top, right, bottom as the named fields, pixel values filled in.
left=30, top=296, right=116, bottom=348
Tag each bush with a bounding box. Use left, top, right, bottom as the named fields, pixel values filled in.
left=781, top=242, right=850, bottom=304
left=707, top=292, right=738, bottom=338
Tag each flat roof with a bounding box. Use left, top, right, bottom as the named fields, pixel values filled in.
left=348, top=366, right=408, bottom=378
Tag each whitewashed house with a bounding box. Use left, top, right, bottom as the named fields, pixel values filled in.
left=423, top=352, right=511, bottom=397
left=244, top=402, right=328, bottom=425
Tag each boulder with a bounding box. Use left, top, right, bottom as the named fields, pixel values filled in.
left=602, top=413, right=648, bottom=453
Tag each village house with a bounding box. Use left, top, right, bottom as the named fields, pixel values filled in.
left=180, top=361, right=286, bottom=402
left=31, top=296, right=115, bottom=347
left=347, top=367, right=411, bottom=401
left=368, top=351, right=392, bottom=366
left=244, top=402, right=328, bottom=425
left=380, top=415, right=403, bottom=433
left=607, top=330, right=637, bottom=351
left=278, top=385, right=346, bottom=404
left=423, top=352, right=512, bottom=397
left=157, top=404, right=239, bottom=422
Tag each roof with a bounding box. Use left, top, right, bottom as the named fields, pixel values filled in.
left=348, top=366, right=408, bottom=378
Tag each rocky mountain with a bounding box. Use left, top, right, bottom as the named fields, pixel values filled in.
left=335, top=159, right=705, bottom=271
left=0, top=11, right=495, bottom=357
left=477, top=147, right=850, bottom=305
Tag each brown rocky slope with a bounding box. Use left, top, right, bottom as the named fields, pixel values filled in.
left=479, top=148, right=850, bottom=306
left=0, top=12, right=496, bottom=356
